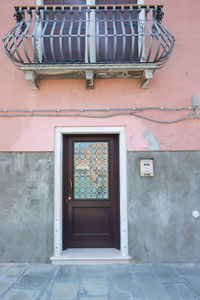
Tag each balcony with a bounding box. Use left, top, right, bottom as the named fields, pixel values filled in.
left=3, top=4, right=174, bottom=89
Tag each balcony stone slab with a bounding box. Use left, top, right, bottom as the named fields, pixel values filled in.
left=21, top=63, right=157, bottom=89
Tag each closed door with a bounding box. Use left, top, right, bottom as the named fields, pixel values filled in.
left=63, top=135, right=120, bottom=249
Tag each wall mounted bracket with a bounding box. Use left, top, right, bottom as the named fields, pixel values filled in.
left=25, top=71, right=39, bottom=90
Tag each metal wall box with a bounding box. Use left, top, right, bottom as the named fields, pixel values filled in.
left=140, top=159, right=154, bottom=177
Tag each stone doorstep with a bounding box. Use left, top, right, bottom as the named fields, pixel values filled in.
left=50, top=256, right=131, bottom=265
left=50, top=248, right=131, bottom=265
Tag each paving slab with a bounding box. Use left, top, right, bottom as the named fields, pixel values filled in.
left=130, top=264, right=158, bottom=278
left=13, top=264, right=29, bottom=269
left=39, top=291, right=49, bottom=300
left=109, top=278, right=142, bottom=300
left=0, top=265, right=12, bottom=275
left=50, top=299, right=76, bottom=300
left=80, top=265, right=106, bottom=277
left=108, top=264, right=143, bottom=299
left=55, top=266, right=79, bottom=282
left=137, top=278, right=172, bottom=300
left=163, top=282, right=198, bottom=300
left=27, top=264, right=57, bottom=277
left=50, top=299, right=75, bottom=300
left=80, top=278, right=108, bottom=297
left=1, top=267, right=26, bottom=281
left=15, top=274, right=50, bottom=289
left=175, top=265, right=200, bottom=277
left=0, top=281, right=13, bottom=296
left=107, top=264, right=132, bottom=281
left=1, top=288, right=41, bottom=300
left=183, top=275, right=200, bottom=298
left=51, top=282, right=79, bottom=299
left=0, top=265, right=11, bottom=270
left=152, top=265, right=183, bottom=282
left=80, top=297, right=108, bottom=300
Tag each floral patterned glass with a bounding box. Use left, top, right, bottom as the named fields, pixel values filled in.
left=74, top=142, right=109, bottom=199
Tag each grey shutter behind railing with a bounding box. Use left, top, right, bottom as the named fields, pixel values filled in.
left=96, top=0, right=137, bottom=62
left=44, top=0, right=137, bottom=63
left=44, top=0, right=86, bottom=62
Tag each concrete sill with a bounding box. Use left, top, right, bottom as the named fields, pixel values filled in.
left=21, top=63, right=157, bottom=90
left=50, top=248, right=131, bottom=265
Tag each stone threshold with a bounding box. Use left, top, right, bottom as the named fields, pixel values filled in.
left=50, top=248, right=131, bottom=265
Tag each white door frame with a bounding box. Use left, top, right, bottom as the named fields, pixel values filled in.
left=52, top=126, right=129, bottom=258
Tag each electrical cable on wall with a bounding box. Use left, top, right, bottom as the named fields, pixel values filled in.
left=0, top=105, right=199, bottom=124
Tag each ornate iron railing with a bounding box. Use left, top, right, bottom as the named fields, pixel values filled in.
left=3, top=5, right=174, bottom=68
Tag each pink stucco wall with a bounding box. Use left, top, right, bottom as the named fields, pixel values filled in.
left=0, top=0, right=200, bottom=151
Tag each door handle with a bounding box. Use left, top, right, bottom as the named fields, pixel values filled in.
left=69, top=178, right=73, bottom=193
left=67, top=178, right=73, bottom=201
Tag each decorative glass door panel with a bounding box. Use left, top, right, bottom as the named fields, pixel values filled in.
left=63, top=135, right=120, bottom=249
left=74, top=142, right=109, bottom=199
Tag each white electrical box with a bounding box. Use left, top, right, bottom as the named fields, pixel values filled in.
left=140, top=159, right=154, bottom=176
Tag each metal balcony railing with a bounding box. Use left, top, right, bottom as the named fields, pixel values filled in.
left=2, top=4, right=175, bottom=89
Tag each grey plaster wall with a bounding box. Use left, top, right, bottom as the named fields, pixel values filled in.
left=128, top=151, right=200, bottom=263
left=0, top=151, right=200, bottom=263
left=0, top=152, right=54, bottom=263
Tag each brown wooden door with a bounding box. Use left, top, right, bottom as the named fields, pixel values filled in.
left=63, top=135, right=120, bottom=249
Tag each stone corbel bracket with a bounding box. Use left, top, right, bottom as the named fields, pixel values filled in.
left=141, top=69, right=154, bottom=88
left=85, top=70, right=94, bottom=89
left=21, top=64, right=157, bottom=90
left=25, top=71, right=39, bottom=90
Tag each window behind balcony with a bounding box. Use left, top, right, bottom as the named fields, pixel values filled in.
left=43, top=0, right=137, bottom=63
left=45, top=0, right=136, bottom=4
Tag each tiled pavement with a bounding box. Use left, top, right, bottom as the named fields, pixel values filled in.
left=0, top=263, right=200, bottom=300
